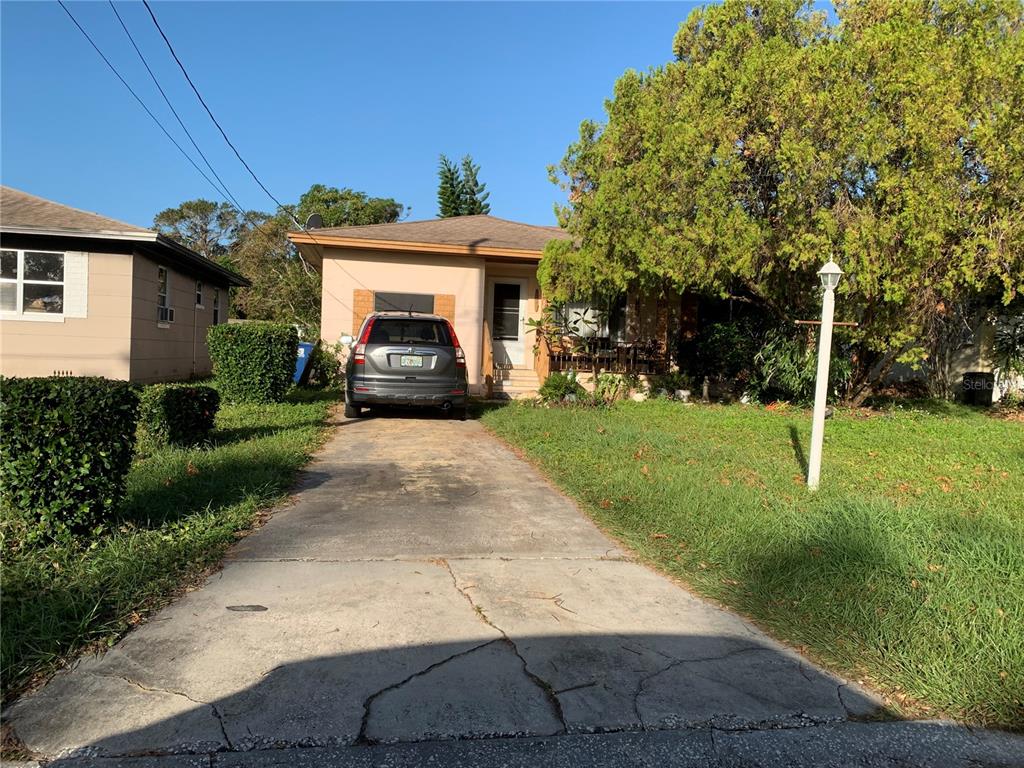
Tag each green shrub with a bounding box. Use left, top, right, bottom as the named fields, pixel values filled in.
left=539, top=371, right=586, bottom=404
left=648, top=370, right=694, bottom=396
left=594, top=372, right=635, bottom=403
left=693, top=320, right=761, bottom=381
left=752, top=329, right=853, bottom=404
left=306, top=342, right=345, bottom=389
left=0, top=377, right=138, bottom=540
left=139, top=384, right=220, bottom=447
left=207, top=322, right=298, bottom=403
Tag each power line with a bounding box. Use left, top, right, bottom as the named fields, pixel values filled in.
left=56, top=0, right=230, bottom=207
left=105, top=1, right=288, bottom=255
left=141, top=0, right=292, bottom=217
left=138, top=0, right=389, bottom=323
left=107, top=0, right=245, bottom=216
left=57, top=1, right=356, bottom=323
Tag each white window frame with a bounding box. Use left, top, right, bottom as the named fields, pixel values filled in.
left=195, top=280, right=204, bottom=309
left=0, top=248, right=67, bottom=323
left=157, top=266, right=173, bottom=326
left=212, top=287, right=221, bottom=324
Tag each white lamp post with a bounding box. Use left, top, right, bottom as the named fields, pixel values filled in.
left=807, top=259, right=843, bottom=491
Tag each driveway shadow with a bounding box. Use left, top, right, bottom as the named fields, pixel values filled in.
left=13, top=632, right=1022, bottom=766
left=11, top=633, right=885, bottom=762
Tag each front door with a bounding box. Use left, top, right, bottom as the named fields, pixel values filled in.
left=490, top=280, right=527, bottom=369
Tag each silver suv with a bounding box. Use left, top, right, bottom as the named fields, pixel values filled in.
left=342, top=312, right=468, bottom=420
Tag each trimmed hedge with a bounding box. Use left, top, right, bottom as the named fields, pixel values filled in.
left=139, top=384, right=220, bottom=447
left=0, top=377, right=139, bottom=540
left=207, top=322, right=298, bottom=403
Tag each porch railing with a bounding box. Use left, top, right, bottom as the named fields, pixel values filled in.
left=548, top=339, right=669, bottom=376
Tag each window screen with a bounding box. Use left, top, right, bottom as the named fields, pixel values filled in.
left=374, top=292, right=434, bottom=313
left=492, top=283, right=521, bottom=340
left=368, top=318, right=451, bottom=346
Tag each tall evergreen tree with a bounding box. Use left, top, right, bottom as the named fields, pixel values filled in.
left=460, top=155, right=491, bottom=215
left=437, top=155, right=464, bottom=218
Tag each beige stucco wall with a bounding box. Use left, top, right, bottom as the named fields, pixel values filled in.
left=320, top=248, right=488, bottom=389
left=129, top=252, right=222, bottom=383
left=0, top=251, right=132, bottom=379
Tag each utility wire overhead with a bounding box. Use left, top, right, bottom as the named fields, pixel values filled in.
left=107, top=0, right=247, bottom=218
left=139, top=0, right=390, bottom=317
left=56, top=0, right=231, bottom=208
left=106, top=1, right=290, bottom=254
left=58, top=1, right=359, bottom=319
left=141, top=0, right=292, bottom=218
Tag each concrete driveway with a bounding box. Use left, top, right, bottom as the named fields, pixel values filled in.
left=6, top=410, right=1022, bottom=767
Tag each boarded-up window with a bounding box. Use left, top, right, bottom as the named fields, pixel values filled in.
left=374, top=292, right=434, bottom=313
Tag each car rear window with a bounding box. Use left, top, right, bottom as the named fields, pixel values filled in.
left=367, top=318, right=452, bottom=346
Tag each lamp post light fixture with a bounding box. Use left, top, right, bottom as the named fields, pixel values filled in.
left=806, top=259, right=843, bottom=490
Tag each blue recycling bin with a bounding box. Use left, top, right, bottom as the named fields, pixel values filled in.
left=293, top=342, right=316, bottom=385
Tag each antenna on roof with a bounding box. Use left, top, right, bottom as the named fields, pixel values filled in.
left=305, top=213, right=323, bottom=229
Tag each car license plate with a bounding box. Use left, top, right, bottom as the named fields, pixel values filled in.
left=400, top=355, right=423, bottom=367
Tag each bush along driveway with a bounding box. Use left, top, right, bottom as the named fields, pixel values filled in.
left=4, top=411, right=1023, bottom=767
left=481, top=400, right=1024, bottom=731
left=0, top=388, right=339, bottom=706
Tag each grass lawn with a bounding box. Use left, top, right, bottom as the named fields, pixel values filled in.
left=0, top=388, right=339, bottom=704
left=481, top=400, right=1023, bottom=730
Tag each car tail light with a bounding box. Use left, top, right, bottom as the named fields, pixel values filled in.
left=354, top=318, right=375, bottom=365
left=445, top=321, right=466, bottom=368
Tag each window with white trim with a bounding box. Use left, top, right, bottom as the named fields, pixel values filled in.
left=0, top=249, right=66, bottom=316
left=157, top=266, right=174, bottom=324
left=212, top=287, right=221, bottom=324
left=195, top=280, right=203, bottom=308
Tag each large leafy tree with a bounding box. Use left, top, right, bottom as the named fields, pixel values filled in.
left=158, top=183, right=405, bottom=335
left=286, top=183, right=404, bottom=228
left=543, top=0, right=1023, bottom=402
left=225, top=212, right=321, bottom=333
left=153, top=199, right=242, bottom=259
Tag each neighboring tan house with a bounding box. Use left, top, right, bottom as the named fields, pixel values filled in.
left=0, top=186, right=249, bottom=382
left=289, top=215, right=695, bottom=397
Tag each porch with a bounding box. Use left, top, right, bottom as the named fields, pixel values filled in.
left=481, top=289, right=693, bottom=398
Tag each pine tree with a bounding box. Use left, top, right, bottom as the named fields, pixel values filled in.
left=460, top=155, right=491, bottom=215
left=437, top=155, right=464, bottom=218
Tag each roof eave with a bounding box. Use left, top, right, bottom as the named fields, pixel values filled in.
left=287, top=231, right=544, bottom=262
left=152, top=235, right=250, bottom=287
left=0, top=225, right=158, bottom=241
left=0, top=226, right=249, bottom=287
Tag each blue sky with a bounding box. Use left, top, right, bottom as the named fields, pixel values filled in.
left=2, top=1, right=701, bottom=228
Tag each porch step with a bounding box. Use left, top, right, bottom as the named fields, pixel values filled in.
left=490, top=369, right=539, bottom=400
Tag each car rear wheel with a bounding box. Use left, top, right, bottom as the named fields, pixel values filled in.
left=344, top=401, right=362, bottom=419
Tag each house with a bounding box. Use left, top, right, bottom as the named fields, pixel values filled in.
left=288, top=215, right=695, bottom=397
left=0, top=186, right=249, bottom=382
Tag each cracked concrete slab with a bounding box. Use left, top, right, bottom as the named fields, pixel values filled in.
left=5, top=416, right=1013, bottom=767
left=363, top=639, right=563, bottom=743
left=7, top=560, right=500, bottom=756
left=5, top=670, right=224, bottom=758
left=446, top=557, right=876, bottom=732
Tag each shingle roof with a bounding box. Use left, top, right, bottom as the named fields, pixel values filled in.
left=297, top=214, right=569, bottom=253
left=1, top=186, right=152, bottom=235
left=0, top=186, right=249, bottom=286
